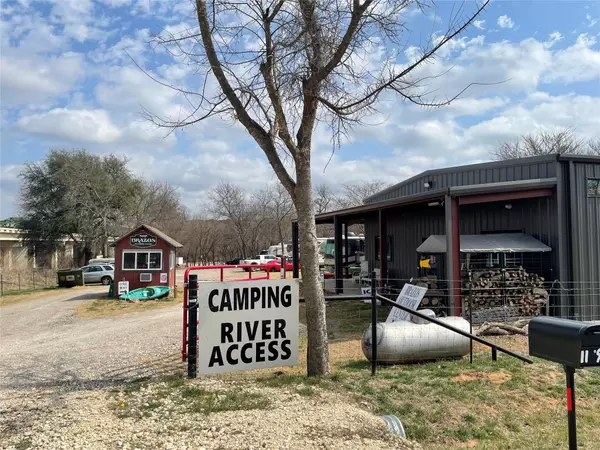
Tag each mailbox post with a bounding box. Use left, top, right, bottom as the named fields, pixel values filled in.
left=528, top=317, right=600, bottom=450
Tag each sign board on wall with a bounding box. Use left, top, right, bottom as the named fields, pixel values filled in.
left=587, top=178, right=600, bottom=197
left=130, top=233, right=157, bottom=248
left=118, top=281, right=129, bottom=295
left=197, top=279, right=299, bottom=375
left=160, top=273, right=168, bottom=283
left=386, top=283, right=428, bottom=323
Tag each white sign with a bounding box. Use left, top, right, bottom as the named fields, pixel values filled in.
left=160, top=273, right=168, bottom=283
left=386, top=283, right=428, bottom=323
left=360, top=287, right=381, bottom=305
left=117, top=281, right=129, bottom=295
left=197, top=279, right=299, bottom=375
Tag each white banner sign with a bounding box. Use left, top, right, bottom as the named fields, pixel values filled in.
left=160, top=273, right=168, bottom=283
left=386, top=283, right=428, bottom=323
left=197, top=279, right=299, bottom=375
left=117, top=281, right=129, bottom=295
left=360, top=287, right=381, bottom=305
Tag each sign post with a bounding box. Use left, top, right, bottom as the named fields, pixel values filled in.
left=195, top=279, right=299, bottom=375
left=386, top=283, right=428, bottom=323
left=117, top=281, right=129, bottom=296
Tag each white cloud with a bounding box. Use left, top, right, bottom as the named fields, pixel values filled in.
left=544, top=34, right=600, bottom=83
left=545, top=31, right=563, bottom=48
left=0, top=165, right=23, bottom=218
left=18, top=108, right=122, bottom=143
left=497, top=15, right=515, bottom=29
left=473, top=20, right=486, bottom=30
left=587, top=14, right=599, bottom=28
left=1, top=53, right=85, bottom=107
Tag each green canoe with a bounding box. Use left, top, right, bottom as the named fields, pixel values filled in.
left=119, top=286, right=171, bottom=301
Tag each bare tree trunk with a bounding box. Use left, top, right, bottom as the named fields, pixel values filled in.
left=295, top=160, right=329, bottom=376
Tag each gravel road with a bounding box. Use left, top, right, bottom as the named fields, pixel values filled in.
left=0, top=287, right=417, bottom=450
left=0, top=287, right=182, bottom=391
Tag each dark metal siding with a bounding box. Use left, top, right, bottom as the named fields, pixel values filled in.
left=366, top=158, right=558, bottom=204
left=459, top=196, right=558, bottom=281
left=365, top=197, right=558, bottom=289
left=364, top=205, right=446, bottom=281
left=568, top=161, right=600, bottom=320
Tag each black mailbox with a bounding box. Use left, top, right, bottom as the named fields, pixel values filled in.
left=529, top=316, right=600, bottom=368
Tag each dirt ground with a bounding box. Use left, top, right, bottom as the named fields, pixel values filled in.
left=0, top=282, right=416, bottom=450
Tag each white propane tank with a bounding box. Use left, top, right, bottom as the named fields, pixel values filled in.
left=361, top=316, right=471, bottom=364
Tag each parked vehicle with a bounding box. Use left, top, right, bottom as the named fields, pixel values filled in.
left=239, top=254, right=278, bottom=271
left=318, top=234, right=365, bottom=268
left=267, top=243, right=293, bottom=258
left=264, top=259, right=299, bottom=272
left=225, top=258, right=243, bottom=265
left=88, top=257, right=115, bottom=266
left=80, top=264, right=114, bottom=285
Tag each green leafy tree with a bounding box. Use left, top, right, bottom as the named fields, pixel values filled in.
left=19, top=149, right=143, bottom=265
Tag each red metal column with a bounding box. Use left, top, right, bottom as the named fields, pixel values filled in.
left=451, top=197, right=462, bottom=316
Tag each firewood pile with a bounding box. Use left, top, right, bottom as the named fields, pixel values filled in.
left=410, top=275, right=444, bottom=308
left=465, top=267, right=549, bottom=322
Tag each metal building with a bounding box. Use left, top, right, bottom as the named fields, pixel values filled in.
left=291, top=154, right=600, bottom=320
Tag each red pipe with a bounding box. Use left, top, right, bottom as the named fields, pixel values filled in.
left=181, top=264, right=272, bottom=361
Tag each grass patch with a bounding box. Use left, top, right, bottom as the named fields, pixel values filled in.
left=0, top=286, right=65, bottom=307
left=253, top=337, right=600, bottom=450
left=300, top=300, right=389, bottom=340
left=180, top=386, right=270, bottom=414
left=76, top=291, right=182, bottom=318
left=113, top=374, right=270, bottom=420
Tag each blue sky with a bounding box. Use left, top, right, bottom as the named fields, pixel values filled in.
left=1, top=0, right=600, bottom=218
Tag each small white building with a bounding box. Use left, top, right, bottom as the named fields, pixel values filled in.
left=0, top=227, right=77, bottom=269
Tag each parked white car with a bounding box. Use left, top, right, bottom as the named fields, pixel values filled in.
left=239, top=254, right=278, bottom=271
left=80, top=264, right=114, bottom=285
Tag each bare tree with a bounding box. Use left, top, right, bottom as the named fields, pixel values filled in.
left=492, top=128, right=600, bottom=160
left=261, top=183, right=295, bottom=255
left=209, top=181, right=253, bottom=257
left=336, top=180, right=391, bottom=208
left=313, top=183, right=338, bottom=214
left=144, top=0, right=490, bottom=376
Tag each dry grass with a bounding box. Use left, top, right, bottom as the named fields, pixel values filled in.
left=75, top=291, right=183, bottom=318
left=200, top=301, right=600, bottom=449
left=245, top=335, right=600, bottom=450
left=0, top=286, right=85, bottom=308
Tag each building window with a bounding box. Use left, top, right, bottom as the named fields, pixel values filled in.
left=122, top=250, right=163, bottom=270
left=375, top=236, right=393, bottom=261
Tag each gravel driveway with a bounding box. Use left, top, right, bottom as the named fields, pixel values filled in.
left=0, top=287, right=182, bottom=392
left=0, top=287, right=416, bottom=450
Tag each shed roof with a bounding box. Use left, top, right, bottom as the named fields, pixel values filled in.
left=416, top=233, right=552, bottom=254
left=113, top=224, right=183, bottom=248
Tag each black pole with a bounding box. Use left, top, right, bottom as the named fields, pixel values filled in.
left=375, top=292, right=533, bottom=364
left=187, top=274, right=199, bottom=379
left=292, top=222, right=299, bottom=279
left=370, top=271, right=377, bottom=377
left=333, top=215, right=343, bottom=293
left=468, top=273, right=473, bottom=364
left=565, top=365, right=577, bottom=450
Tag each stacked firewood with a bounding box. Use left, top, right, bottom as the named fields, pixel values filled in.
left=410, top=276, right=444, bottom=308
left=465, top=267, right=549, bottom=317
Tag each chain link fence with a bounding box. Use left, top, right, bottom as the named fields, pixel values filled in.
left=0, top=268, right=57, bottom=295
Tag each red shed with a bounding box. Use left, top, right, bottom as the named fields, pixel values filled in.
left=112, top=224, right=183, bottom=298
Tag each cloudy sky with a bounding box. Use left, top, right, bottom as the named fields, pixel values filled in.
left=1, top=0, right=600, bottom=219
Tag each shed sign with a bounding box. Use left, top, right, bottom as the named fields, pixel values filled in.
left=130, top=233, right=157, bottom=248
left=197, top=279, right=299, bottom=375
left=387, top=283, right=428, bottom=323
left=587, top=178, right=600, bottom=198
